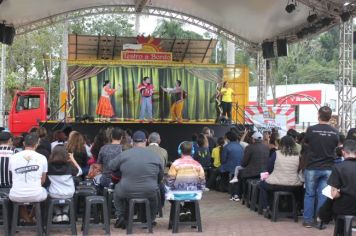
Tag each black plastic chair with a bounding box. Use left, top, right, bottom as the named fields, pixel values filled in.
left=11, top=201, right=43, bottom=236
left=82, top=195, right=110, bottom=236
left=168, top=200, right=202, bottom=233
left=249, top=180, right=261, bottom=212
left=45, top=198, right=76, bottom=236
left=126, top=198, right=153, bottom=235
left=271, top=191, right=298, bottom=222
left=333, top=215, right=356, bottom=236
left=0, top=197, right=9, bottom=236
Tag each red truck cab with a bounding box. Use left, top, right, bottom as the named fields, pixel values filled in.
left=8, top=87, right=48, bottom=136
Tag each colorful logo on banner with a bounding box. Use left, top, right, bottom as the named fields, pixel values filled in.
left=245, top=106, right=295, bottom=135
left=249, top=90, right=321, bottom=106
left=121, top=36, right=172, bottom=62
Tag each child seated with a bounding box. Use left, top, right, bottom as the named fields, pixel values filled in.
left=47, top=145, right=82, bottom=222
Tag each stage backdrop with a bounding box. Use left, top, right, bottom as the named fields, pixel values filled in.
left=71, top=65, right=223, bottom=121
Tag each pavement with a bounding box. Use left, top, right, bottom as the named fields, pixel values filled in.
left=13, top=190, right=340, bottom=236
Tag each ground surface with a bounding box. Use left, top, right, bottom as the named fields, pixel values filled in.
left=13, top=190, right=344, bottom=236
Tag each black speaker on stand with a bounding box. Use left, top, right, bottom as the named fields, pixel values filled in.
left=262, top=42, right=275, bottom=59
left=276, top=39, right=288, bottom=57
left=0, top=23, right=16, bottom=45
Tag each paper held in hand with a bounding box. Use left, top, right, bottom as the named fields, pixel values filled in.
left=322, top=185, right=333, bottom=199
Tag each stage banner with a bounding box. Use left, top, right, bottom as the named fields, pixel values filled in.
left=244, top=106, right=295, bottom=135
left=72, top=65, right=223, bottom=121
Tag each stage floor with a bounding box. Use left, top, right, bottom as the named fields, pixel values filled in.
left=41, top=121, right=242, bottom=160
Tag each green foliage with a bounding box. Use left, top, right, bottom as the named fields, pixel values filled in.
left=70, top=15, right=135, bottom=36
left=152, top=19, right=203, bottom=39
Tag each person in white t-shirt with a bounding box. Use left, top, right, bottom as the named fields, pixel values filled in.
left=9, top=133, right=48, bottom=223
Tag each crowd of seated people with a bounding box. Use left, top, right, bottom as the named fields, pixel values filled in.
left=0, top=106, right=354, bottom=235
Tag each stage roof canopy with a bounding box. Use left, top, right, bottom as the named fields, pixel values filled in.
left=0, top=0, right=354, bottom=50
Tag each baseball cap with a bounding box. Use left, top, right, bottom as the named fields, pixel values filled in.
left=0, top=131, right=12, bottom=142
left=132, top=130, right=146, bottom=142
left=251, top=131, right=263, bottom=140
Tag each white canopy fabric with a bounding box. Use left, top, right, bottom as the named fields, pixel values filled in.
left=0, top=0, right=350, bottom=47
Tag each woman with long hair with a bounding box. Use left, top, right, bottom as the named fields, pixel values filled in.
left=96, top=80, right=119, bottom=122
left=66, top=131, right=89, bottom=176
left=259, top=135, right=303, bottom=213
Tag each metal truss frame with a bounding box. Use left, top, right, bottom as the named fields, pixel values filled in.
left=257, top=52, right=267, bottom=106
left=15, top=5, right=258, bottom=51
left=337, top=18, right=353, bottom=134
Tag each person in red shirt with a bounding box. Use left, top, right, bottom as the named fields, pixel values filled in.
left=137, top=77, right=154, bottom=123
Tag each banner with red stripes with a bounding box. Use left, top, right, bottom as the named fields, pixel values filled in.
left=244, top=106, right=295, bottom=135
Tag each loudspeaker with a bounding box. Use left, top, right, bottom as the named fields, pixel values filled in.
left=262, top=42, right=275, bottom=59
left=277, top=39, right=288, bottom=57
left=0, top=24, right=15, bottom=45
left=354, top=31, right=356, bottom=44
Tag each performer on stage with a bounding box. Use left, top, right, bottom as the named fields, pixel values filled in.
left=220, top=81, right=235, bottom=123
left=137, top=76, right=154, bottom=123
left=215, top=82, right=223, bottom=123
left=96, top=80, right=118, bottom=122
left=161, top=80, right=185, bottom=124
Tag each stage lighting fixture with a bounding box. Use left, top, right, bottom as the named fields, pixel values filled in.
left=340, top=11, right=352, bottom=22
left=285, top=3, right=296, bottom=13
left=307, top=13, right=318, bottom=23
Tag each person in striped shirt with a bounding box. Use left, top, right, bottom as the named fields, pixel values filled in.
left=0, top=131, right=16, bottom=195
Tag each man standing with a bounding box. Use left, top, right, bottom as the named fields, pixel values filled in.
left=0, top=131, right=16, bottom=195
left=303, top=106, right=339, bottom=228
left=137, top=77, right=154, bottom=123
left=161, top=80, right=185, bottom=123
left=109, top=130, right=163, bottom=228
left=9, top=133, right=48, bottom=223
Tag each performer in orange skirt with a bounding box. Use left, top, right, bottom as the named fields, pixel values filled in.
left=96, top=80, right=118, bottom=122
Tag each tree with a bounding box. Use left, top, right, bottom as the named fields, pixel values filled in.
left=152, top=19, right=203, bottom=39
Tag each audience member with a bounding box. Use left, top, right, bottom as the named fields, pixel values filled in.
left=66, top=131, right=89, bottom=176
left=259, top=136, right=303, bottom=212
left=121, top=130, right=133, bottom=151
left=47, top=145, right=82, bottom=223
left=220, top=131, right=244, bottom=201
left=9, top=133, right=47, bottom=223
left=166, top=141, right=205, bottom=221
left=193, top=134, right=212, bottom=171
left=302, top=106, right=339, bottom=228
left=0, top=131, right=16, bottom=195
left=147, top=132, right=168, bottom=168
left=268, top=132, right=280, bottom=157
left=318, top=139, right=356, bottom=235
left=240, top=131, right=269, bottom=179
left=89, top=128, right=108, bottom=164
left=109, top=130, right=163, bottom=228
left=202, top=127, right=216, bottom=153
left=207, top=137, right=225, bottom=190
left=97, top=128, right=123, bottom=188
left=287, top=128, right=301, bottom=153
left=51, top=130, right=66, bottom=150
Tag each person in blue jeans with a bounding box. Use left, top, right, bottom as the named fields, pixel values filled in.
left=302, top=106, right=339, bottom=228
left=220, top=131, right=244, bottom=201
left=137, top=76, right=154, bottom=123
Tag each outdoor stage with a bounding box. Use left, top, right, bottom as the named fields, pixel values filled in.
left=41, top=121, right=246, bottom=160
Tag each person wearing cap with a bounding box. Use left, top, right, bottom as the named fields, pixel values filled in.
left=238, top=130, right=269, bottom=191
left=137, top=76, right=154, bottom=123
left=0, top=131, right=16, bottom=195
left=109, top=130, right=163, bottom=229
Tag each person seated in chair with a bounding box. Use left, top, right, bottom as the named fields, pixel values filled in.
left=9, top=133, right=48, bottom=224
left=166, top=141, right=205, bottom=221
left=319, top=139, right=356, bottom=234
left=259, top=136, right=303, bottom=214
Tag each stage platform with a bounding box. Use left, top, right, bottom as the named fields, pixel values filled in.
left=41, top=121, right=246, bottom=160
